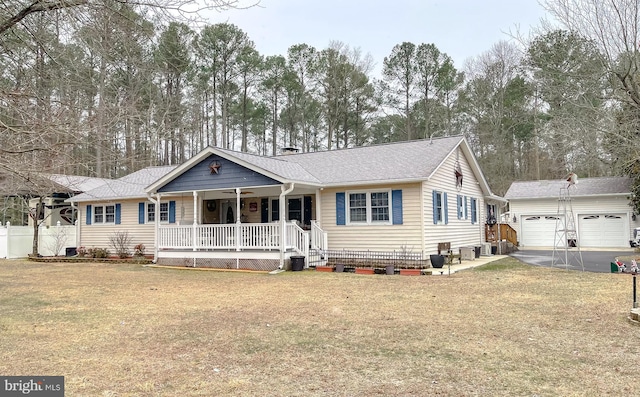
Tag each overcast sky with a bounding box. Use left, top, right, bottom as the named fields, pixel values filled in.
left=205, top=0, right=551, bottom=74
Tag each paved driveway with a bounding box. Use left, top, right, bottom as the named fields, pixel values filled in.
left=509, top=249, right=636, bottom=273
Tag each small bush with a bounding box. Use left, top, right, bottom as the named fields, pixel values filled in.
left=76, top=246, right=87, bottom=257
left=88, top=247, right=109, bottom=258
left=109, top=231, right=133, bottom=258
left=134, top=243, right=146, bottom=257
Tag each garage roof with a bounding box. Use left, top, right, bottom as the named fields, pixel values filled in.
left=505, top=176, right=631, bottom=199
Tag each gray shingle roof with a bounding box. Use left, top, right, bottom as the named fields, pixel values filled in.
left=68, top=166, right=176, bottom=202
left=73, top=135, right=469, bottom=201
left=215, top=148, right=321, bottom=184
left=277, top=136, right=463, bottom=185
left=504, top=176, right=631, bottom=199
left=0, top=173, right=109, bottom=196
left=47, top=174, right=109, bottom=192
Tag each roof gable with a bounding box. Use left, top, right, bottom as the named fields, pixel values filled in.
left=505, top=177, right=631, bottom=199
left=146, top=147, right=321, bottom=194
left=158, top=155, right=281, bottom=193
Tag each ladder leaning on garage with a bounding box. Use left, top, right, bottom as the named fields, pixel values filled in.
left=552, top=186, right=584, bottom=271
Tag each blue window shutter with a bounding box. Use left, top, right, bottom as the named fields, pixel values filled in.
left=169, top=201, right=176, bottom=224
left=138, top=203, right=145, bottom=224
left=457, top=195, right=462, bottom=220
left=432, top=190, right=437, bottom=224
left=115, top=204, right=121, bottom=225
left=86, top=205, right=92, bottom=225
left=443, top=192, right=449, bottom=224
left=392, top=190, right=403, bottom=225
left=336, top=192, right=346, bottom=225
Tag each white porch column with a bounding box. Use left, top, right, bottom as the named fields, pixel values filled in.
left=192, top=191, right=198, bottom=252
left=315, top=188, right=322, bottom=228
left=279, top=183, right=295, bottom=269
left=235, top=188, right=241, bottom=251
left=153, top=194, right=160, bottom=262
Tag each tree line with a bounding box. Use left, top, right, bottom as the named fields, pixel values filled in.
left=1, top=0, right=639, bottom=205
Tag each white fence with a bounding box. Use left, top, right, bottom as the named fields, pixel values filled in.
left=0, top=222, right=77, bottom=259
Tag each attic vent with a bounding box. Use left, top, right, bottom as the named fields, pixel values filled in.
left=280, top=147, right=300, bottom=155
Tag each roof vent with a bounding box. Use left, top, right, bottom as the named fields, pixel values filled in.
left=280, top=147, right=300, bottom=155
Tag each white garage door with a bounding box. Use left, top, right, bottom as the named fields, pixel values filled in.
left=521, top=215, right=562, bottom=247
left=579, top=214, right=627, bottom=248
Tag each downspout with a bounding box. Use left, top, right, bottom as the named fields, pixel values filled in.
left=420, top=183, right=425, bottom=256
left=147, top=194, right=159, bottom=263
left=314, top=188, right=323, bottom=253
left=278, top=183, right=295, bottom=269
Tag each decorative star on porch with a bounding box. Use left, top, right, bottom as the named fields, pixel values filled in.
left=209, top=160, right=221, bottom=174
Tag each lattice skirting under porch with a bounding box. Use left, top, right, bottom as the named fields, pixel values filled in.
left=157, top=257, right=280, bottom=272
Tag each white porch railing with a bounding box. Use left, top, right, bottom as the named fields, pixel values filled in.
left=310, top=220, right=328, bottom=253
left=159, top=222, right=304, bottom=252
left=286, top=222, right=309, bottom=258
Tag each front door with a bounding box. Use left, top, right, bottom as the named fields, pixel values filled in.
left=288, top=197, right=302, bottom=224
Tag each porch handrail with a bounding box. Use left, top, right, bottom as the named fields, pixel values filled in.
left=484, top=223, right=518, bottom=247
left=310, top=220, right=328, bottom=253
left=286, top=221, right=309, bottom=258
left=159, top=224, right=193, bottom=248
left=158, top=223, right=281, bottom=250
left=500, top=223, right=518, bottom=246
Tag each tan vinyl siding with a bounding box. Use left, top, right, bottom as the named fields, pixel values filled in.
left=77, top=197, right=194, bottom=252
left=423, top=149, right=486, bottom=253
left=320, top=183, right=423, bottom=252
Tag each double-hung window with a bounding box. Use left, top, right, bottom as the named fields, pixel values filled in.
left=147, top=202, right=169, bottom=223
left=370, top=192, right=390, bottom=222
left=433, top=191, right=444, bottom=224
left=94, top=205, right=115, bottom=224
left=470, top=197, right=478, bottom=224
left=348, top=191, right=390, bottom=224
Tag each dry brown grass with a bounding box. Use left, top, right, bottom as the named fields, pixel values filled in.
left=0, top=258, right=638, bottom=396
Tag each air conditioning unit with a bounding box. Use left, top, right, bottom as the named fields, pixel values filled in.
left=482, top=243, right=492, bottom=256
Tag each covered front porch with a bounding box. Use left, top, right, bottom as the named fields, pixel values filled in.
left=152, top=185, right=328, bottom=271
left=144, top=150, right=329, bottom=270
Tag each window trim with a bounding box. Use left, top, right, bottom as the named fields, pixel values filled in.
left=434, top=190, right=447, bottom=224
left=93, top=204, right=116, bottom=225
left=464, top=196, right=468, bottom=220
left=346, top=190, right=392, bottom=225
left=145, top=202, right=170, bottom=223
left=470, top=197, right=478, bottom=224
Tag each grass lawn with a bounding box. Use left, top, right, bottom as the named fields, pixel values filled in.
left=0, top=258, right=638, bottom=396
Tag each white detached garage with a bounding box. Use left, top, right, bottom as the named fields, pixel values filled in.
left=505, top=177, right=639, bottom=249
